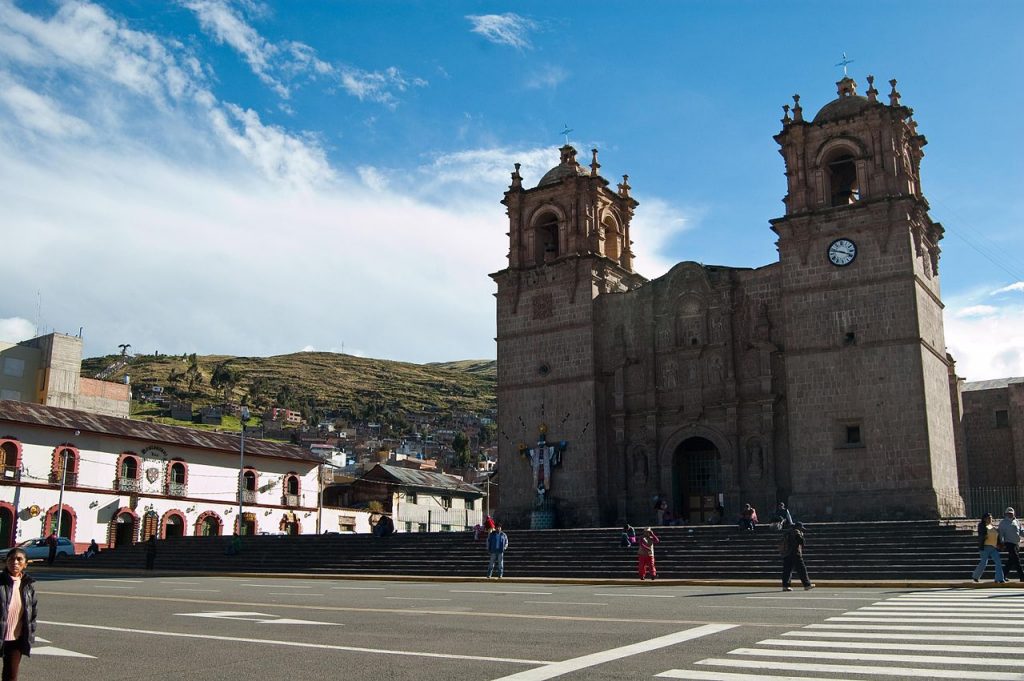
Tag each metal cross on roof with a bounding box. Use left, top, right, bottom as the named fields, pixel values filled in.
left=559, top=124, right=573, bottom=145
left=835, top=52, right=855, bottom=77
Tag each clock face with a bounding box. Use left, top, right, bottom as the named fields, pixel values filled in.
left=828, top=238, right=857, bottom=266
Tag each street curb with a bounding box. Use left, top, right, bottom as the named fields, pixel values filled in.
left=33, top=566, right=1024, bottom=589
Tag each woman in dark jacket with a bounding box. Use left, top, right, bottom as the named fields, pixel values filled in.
left=0, top=548, right=37, bottom=680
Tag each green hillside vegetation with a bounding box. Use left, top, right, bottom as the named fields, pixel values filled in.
left=82, top=352, right=496, bottom=427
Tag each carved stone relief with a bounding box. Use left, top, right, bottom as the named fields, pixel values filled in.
left=532, top=292, right=554, bottom=320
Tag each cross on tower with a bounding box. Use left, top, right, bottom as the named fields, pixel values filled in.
left=559, top=124, right=573, bottom=145
left=835, top=52, right=855, bottom=77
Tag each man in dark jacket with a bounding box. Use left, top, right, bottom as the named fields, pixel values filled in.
left=781, top=522, right=815, bottom=591
left=486, top=525, right=509, bottom=578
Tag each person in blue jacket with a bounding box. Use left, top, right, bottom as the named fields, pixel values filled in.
left=486, top=525, right=509, bottom=579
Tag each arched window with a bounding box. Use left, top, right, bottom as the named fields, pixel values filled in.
left=603, top=216, right=621, bottom=261
left=50, top=446, right=79, bottom=486
left=195, top=512, right=222, bottom=537
left=166, top=460, right=188, bottom=496
left=828, top=153, right=860, bottom=206
left=534, top=212, right=560, bottom=264
left=116, top=452, right=141, bottom=491
left=240, top=468, right=258, bottom=504
left=45, top=504, right=76, bottom=540
left=0, top=440, right=20, bottom=480
left=283, top=473, right=300, bottom=506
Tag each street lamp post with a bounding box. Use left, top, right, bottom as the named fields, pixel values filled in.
left=238, top=407, right=250, bottom=534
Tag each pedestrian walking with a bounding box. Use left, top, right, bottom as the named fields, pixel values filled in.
left=637, top=527, right=660, bottom=580
left=145, top=535, right=157, bottom=570
left=998, top=507, right=1024, bottom=582
left=486, top=525, right=508, bottom=578
left=972, top=512, right=1006, bottom=583
left=781, top=521, right=815, bottom=591
left=44, top=533, right=57, bottom=566
left=0, top=549, right=38, bottom=681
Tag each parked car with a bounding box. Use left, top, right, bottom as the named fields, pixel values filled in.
left=0, top=537, right=76, bottom=560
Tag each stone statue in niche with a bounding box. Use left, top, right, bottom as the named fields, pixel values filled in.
left=746, top=438, right=764, bottom=479
left=660, top=360, right=677, bottom=390
left=710, top=314, right=725, bottom=343
left=656, top=320, right=673, bottom=350
left=685, top=360, right=699, bottom=386
left=631, top=446, right=649, bottom=483
left=707, top=355, right=723, bottom=385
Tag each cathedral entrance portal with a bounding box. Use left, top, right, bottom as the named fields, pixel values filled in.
left=672, top=437, right=722, bottom=524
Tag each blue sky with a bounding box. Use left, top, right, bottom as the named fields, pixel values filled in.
left=1, top=1, right=1022, bottom=380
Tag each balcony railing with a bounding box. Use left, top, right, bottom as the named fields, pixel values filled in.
left=282, top=493, right=300, bottom=507
left=0, top=465, right=20, bottom=481
left=166, top=482, right=188, bottom=497
left=49, top=471, right=78, bottom=486
left=117, top=477, right=141, bottom=492
left=238, top=489, right=257, bottom=504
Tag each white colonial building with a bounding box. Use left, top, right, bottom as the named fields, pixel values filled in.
left=0, top=400, right=371, bottom=550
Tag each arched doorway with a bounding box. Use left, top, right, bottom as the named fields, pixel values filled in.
left=195, top=512, right=221, bottom=537
left=163, top=512, right=185, bottom=538
left=672, top=437, right=722, bottom=525
left=111, top=511, right=138, bottom=547
left=0, top=504, right=14, bottom=548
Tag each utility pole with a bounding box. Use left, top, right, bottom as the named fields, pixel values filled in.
left=238, top=407, right=250, bottom=534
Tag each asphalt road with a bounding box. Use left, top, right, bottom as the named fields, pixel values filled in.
left=25, top=571, right=1024, bottom=680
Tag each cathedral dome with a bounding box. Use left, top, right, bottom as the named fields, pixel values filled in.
left=812, top=75, right=875, bottom=124
left=537, top=145, right=588, bottom=186
left=813, top=94, right=872, bottom=123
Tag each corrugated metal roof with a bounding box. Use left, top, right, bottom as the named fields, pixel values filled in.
left=963, top=377, right=1024, bottom=392
left=0, top=400, right=319, bottom=463
left=372, top=464, right=482, bottom=495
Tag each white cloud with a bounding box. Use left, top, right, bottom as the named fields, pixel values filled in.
left=992, top=281, right=1024, bottom=295
left=0, top=317, right=36, bottom=342
left=946, top=305, right=1024, bottom=381
left=0, top=72, right=90, bottom=137
left=524, top=65, right=567, bottom=90
left=466, top=14, right=535, bottom=49
left=954, top=304, right=998, bottom=318
left=181, top=0, right=289, bottom=96
left=629, top=197, right=695, bottom=278
left=339, top=66, right=425, bottom=108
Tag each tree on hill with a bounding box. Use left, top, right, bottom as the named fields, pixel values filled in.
left=452, top=431, right=471, bottom=468
left=210, top=362, right=240, bottom=401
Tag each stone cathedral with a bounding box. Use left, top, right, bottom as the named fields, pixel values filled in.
left=491, top=74, right=970, bottom=529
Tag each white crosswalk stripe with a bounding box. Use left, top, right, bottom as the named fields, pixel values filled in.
left=655, top=588, right=1024, bottom=679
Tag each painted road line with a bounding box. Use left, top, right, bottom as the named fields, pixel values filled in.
left=488, top=623, right=737, bottom=681
left=39, top=621, right=551, bottom=665
left=451, top=590, right=553, bottom=595
left=240, top=584, right=312, bottom=588
left=173, top=589, right=221, bottom=593
left=732, top=647, right=1024, bottom=667
left=332, top=586, right=385, bottom=590
left=762, top=638, right=1024, bottom=653
left=745, top=596, right=882, bottom=601
left=878, top=601, right=1024, bottom=607
left=804, top=622, right=1024, bottom=633
left=853, top=609, right=1024, bottom=617
left=790, top=630, right=1024, bottom=642
left=92, top=586, right=134, bottom=589
left=385, top=597, right=452, bottom=601
left=522, top=601, right=607, bottom=606
left=658, top=670, right=836, bottom=680
left=83, top=578, right=142, bottom=583
left=268, top=593, right=324, bottom=596
left=827, top=616, right=1024, bottom=624
left=690, top=605, right=846, bottom=612
left=595, top=593, right=676, bottom=598
left=160, top=581, right=201, bottom=585
left=696, top=658, right=1024, bottom=679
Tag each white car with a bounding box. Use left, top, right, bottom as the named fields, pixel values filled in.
left=0, top=537, right=76, bottom=560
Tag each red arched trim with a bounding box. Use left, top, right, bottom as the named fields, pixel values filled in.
left=116, top=452, right=142, bottom=478
left=194, top=511, right=222, bottom=537
left=50, top=445, right=80, bottom=482
left=44, top=503, right=77, bottom=541
left=242, top=467, right=259, bottom=491
left=107, top=507, right=140, bottom=547
left=0, top=439, right=22, bottom=476
left=284, top=472, right=301, bottom=497
left=234, top=514, right=258, bottom=535
left=160, top=509, right=187, bottom=538
left=0, top=501, right=16, bottom=548
left=166, top=458, right=189, bottom=496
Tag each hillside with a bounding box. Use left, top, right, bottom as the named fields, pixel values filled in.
left=82, top=352, right=496, bottom=422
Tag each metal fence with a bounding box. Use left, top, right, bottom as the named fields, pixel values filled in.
left=395, top=506, right=483, bottom=533
left=962, top=486, right=1024, bottom=519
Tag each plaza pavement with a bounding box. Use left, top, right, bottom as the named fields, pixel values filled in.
left=26, top=567, right=1024, bottom=680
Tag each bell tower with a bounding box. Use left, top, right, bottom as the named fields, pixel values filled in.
left=771, top=75, right=964, bottom=518
left=491, top=145, right=646, bottom=527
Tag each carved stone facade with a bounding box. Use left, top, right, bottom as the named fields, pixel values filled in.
left=492, top=76, right=970, bottom=528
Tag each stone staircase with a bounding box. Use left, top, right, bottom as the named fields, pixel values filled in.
left=74, top=520, right=989, bottom=581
